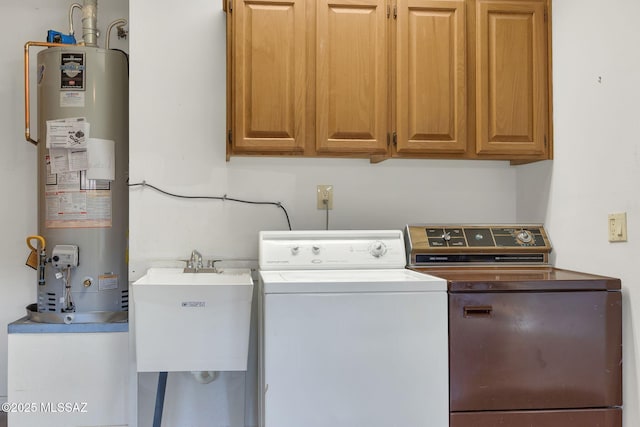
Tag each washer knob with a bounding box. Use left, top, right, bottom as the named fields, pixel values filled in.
left=291, top=246, right=300, bottom=255
left=369, top=241, right=387, bottom=258
left=312, top=245, right=321, bottom=255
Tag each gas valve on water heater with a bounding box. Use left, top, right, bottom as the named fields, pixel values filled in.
left=51, top=245, right=79, bottom=269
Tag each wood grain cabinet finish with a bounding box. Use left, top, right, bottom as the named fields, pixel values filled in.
left=225, top=0, right=552, bottom=162
left=316, top=0, right=389, bottom=154
left=230, top=0, right=307, bottom=153
left=395, top=0, right=467, bottom=154
left=475, top=0, right=549, bottom=156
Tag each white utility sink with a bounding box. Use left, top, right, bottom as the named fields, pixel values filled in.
left=132, top=267, right=253, bottom=372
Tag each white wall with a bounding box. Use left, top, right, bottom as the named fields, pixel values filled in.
left=127, top=1, right=517, bottom=278
left=129, top=0, right=517, bottom=425
left=0, top=0, right=128, bottom=403
left=517, top=1, right=640, bottom=427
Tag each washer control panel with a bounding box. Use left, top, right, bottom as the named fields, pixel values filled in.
left=405, top=224, right=552, bottom=267
left=259, top=230, right=406, bottom=270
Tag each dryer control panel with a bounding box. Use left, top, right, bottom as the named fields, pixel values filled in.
left=405, top=225, right=552, bottom=267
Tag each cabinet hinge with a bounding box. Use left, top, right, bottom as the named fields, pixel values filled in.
left=392, top=132, right=397, bottom=146
left=387, top=5, right=390, bottom=18
left=228, top=0, right=233, bottom=12
left=544, top=7, right=547, bottom=22
left=544, top=135, right=547, bottom=148
left=393, top=5, right=397, bottom=19
left=228, top=130, right=233, bottom=145
left=386, top=133, right=391, bottom=147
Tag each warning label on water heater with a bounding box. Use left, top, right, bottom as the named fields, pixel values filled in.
left=44, top=156, right=112, bottom=228
left=44, top=188, right=112, bottom=228
left=60, top=53, right=85, bottom=90
left=98, top=274, right=118, bottom=291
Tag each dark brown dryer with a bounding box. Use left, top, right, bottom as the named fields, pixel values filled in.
left=405, top=225, right=622, bottom=427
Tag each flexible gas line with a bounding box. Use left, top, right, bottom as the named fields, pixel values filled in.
left=63, top=267, right=75, bottom=312
left=68, top=3, right=83, bottom=38
left=106, top=18, right=127, bottom=50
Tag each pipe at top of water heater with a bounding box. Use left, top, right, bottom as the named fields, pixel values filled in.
left=82, top=0, right=98, bottom=47
left=68, top=3, right=82, bottom=37
left=106, top=18, right=127, bottom=50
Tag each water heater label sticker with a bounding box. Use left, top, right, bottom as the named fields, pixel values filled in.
left=60, top=53, right=85, bottom=90
left=60, top=91, right=85, bottom=107
left=45, top=190, right=112, bottom=229
left=99, top=274, right=118, bottom=291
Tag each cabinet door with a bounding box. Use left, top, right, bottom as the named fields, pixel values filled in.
left=475, top=0, right=548, bottom=155
left=232, top=0, right=306, bottom=153
left=449, top=291, right=622, bottom=411
left=396, top=0, right=467, bottom=154
left=316, top=0, right=388, bottom=154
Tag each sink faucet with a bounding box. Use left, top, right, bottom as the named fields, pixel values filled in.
left=188, top=250, right=203, bottom=272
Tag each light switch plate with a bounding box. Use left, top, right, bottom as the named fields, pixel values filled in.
left=608, top=212, right=627, bottom=242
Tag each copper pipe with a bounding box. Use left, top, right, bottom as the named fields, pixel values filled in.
left=24, top=41, right=70, bottom=145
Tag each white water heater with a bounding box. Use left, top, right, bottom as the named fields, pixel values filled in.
left=34, top=45, right=128, bottom=317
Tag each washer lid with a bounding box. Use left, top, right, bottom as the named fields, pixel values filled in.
left=260, top=269, right=447, bottom=293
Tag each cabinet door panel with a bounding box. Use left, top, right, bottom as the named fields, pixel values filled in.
left=317, top=0, right=388, bottom=154
left=476, top=0, right=547, bottom=155
left=233, top=0, right=306, bottom=152
left=396, top=0, right=467, bottom=154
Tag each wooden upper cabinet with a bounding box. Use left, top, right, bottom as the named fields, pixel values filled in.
left=475, top=0, right=548, bottom=156
left=231, top=0, right=306, bottom=153
left=395, top=0, right=467, bottom=154
left=225, top=0, right=552, bottom=162
left=316, top=0, right=388, bottom=154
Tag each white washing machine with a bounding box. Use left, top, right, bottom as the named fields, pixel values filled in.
left=258, top=230, right=448, bottom=427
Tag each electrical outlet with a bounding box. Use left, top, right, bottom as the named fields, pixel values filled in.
left=608, top=212, right=627, bottom=242
left=317, top=185, right=333, bottom=209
